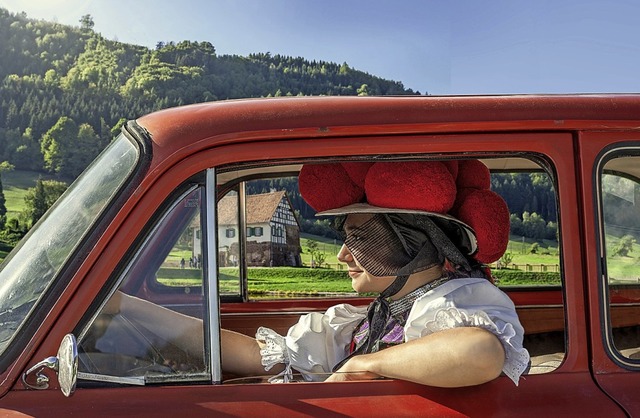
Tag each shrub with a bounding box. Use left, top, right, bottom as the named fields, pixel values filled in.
left=492, top=269, right=561, bottom=286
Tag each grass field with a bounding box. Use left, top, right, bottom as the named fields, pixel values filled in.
left=300, top=233, right=342, bottom=268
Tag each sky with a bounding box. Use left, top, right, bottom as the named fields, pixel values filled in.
left=1, top=0, right=639, bottom=95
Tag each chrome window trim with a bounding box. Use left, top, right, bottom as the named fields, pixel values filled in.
left=206, top=168, right=222, bottom=383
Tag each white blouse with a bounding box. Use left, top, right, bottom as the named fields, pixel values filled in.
left=257, top=277, right=530, bottom=385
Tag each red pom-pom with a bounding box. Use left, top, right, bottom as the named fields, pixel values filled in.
left=451, top=187, right=475, bottom=214
left=299, top=163, right=364, bottom=212
left=455, top=189, right=510, bottom=263
left=456, top=160, right=490, bottom=190
left=341, top=162, right=374, bottom=188
left=365, top=161, right=457, bottom=213
left=442, top=161, right=459, bottom=180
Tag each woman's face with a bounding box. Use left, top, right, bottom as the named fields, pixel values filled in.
left=337, top=214, right=395, bottom=294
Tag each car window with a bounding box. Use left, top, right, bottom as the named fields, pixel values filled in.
left=599, top=152, right=640, bottom=364
left=217, top=161, right=562, bottom=299
left=216, top=157, right=565, bottom=375
left=76, top=185, right=209, bottom=385
left=0, top=134, right=139, bottom=362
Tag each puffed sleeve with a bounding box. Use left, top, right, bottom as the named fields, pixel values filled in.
left=405, top=278, right=530, bottom=385
left=256, top=303, right=367, bottom=382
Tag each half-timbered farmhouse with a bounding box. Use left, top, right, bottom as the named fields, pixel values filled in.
left=214, top=191, right=302, bottom=267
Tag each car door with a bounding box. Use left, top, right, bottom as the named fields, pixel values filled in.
left=580, top=130, right=640, bottom=416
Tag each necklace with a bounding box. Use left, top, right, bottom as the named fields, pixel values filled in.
left=388, top=275, right=452, bottom=317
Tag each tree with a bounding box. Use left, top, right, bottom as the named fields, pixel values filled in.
left=498, top=251, right=513, bottom=269
left=357, top=84, right=370, bottom=96
left=522, top=212, right=547, bottom=239
left=529, top=242, right=539, bottom=254
left=0, top=217, right=28, bottom=245
left=27, top=179, right=46, bottom=226
left=79, top=14, right=94, bottom=31
left=306, top=240, right=326, bottom=268
left=0, top=161, right=14, bottom=230
left=9, top=128, right=43, bottom=171
left=613, top=235, right=636, bottom=257
left=22, top=179, right=68, bottom=227
left=74, top=123, right=101, bottom=173
left=41, top=116, right=78, bottom=177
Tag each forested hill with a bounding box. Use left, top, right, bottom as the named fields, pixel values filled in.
left=0, top=8, right=417, bottom=179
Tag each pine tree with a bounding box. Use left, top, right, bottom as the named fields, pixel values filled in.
left=30, top=179, right=47, bottom=226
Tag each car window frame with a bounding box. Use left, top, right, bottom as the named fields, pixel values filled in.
left=595, top=142, right=640, bottom=369
left=75, top=176, right=213, bottom=386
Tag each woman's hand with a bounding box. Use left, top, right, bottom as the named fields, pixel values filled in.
left=326, top=327, right=505, bottom=387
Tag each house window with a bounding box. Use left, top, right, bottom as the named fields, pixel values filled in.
left=225, top=228, right=235, bottom=238
left=255, top=227, right=263, bottom=237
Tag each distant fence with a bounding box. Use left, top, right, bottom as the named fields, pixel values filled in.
left=491, top=263, right=560, bottom=273
left=315, top=262, right=560, bottom=273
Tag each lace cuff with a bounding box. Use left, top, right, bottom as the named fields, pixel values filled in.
left=256, top=327, right=293, bottom=383
left=423, top=308, right=530, bottom=385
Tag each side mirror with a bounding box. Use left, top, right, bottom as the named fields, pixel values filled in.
left=22, top=334, right=78, bottom=397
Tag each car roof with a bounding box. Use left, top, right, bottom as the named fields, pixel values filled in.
left=135, top=94, right=640, bottom=180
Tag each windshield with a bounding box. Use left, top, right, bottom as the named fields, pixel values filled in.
left=0, top=133, right=140, bottom=358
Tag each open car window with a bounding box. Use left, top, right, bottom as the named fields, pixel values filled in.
left=216, top=156, right=566, bottom=377
left=215, top=158, right=562, bottom=298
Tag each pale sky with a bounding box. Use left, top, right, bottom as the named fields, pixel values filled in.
left=1, top=0, right=639, bottom=95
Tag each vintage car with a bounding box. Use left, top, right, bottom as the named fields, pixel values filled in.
left=1, top=95, right=640, bottom=416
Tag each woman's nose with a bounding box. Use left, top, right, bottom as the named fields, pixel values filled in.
left=337, top=244, right=353, bottom=262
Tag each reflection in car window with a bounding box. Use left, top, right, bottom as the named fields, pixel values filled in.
left=0, top=134, right=139, bottom=360
left=600, top=154, right=640, bottom=362
left=77, top=186, right=208, bottom=384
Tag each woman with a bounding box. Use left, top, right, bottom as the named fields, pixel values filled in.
left=220, top=160, right=529, bottom=387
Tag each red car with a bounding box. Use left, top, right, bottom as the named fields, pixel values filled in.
left=1, top=95, right=639, bottom=416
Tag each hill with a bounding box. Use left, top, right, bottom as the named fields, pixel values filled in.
left=0, top=8, right=417, bottom=179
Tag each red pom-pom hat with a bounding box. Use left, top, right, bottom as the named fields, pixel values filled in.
left=298, top=160, right=511, bottom=264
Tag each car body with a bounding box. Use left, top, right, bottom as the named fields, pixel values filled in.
left=1, top=95, right=640, bottom=416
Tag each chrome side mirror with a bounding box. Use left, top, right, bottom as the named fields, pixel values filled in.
left=22, top=334, right=78, bottom=397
